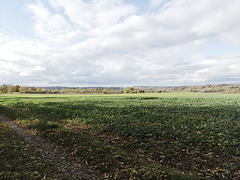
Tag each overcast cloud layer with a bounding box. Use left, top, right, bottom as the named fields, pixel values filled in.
left=1, top=0, right=240, bottom=87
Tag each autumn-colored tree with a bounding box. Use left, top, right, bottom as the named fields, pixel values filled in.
left=124, top=87, right=131, bottom=94
left=124, top=87, right=135, bottom=94
left=104, top=88, right=111, bottom=94
left=14, top=85, right=20, bottom=92
left=18, top=87, right=28, bottom=93
left=7, top=86, right=14, bottom=94
left=1, top=84, right=8, bottom=93
left=37, top=88, right=42, bottom=93
left=94, top=88, right=103, bottom=94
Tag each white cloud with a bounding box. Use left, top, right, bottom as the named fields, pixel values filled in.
left=190, top=55, right=240, bottom=84
left=19, top=66, right=46, bottom=77
left=190, top=0, right=240, bottom=44
left=1, top=0, right=240, bottom=86
left=150, top=0, right=165, bottom=8
left=27, top=0, right=81, bottom=43
left=49, top=0, right=137, bottom=29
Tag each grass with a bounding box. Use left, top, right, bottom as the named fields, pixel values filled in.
left=0, top=120, right=64, bottom=180
left=0, top=93, right=239, bottom=179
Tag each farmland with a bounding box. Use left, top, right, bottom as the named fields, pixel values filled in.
left=0, top=93, right=239, bottom=179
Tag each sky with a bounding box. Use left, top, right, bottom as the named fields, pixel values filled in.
left=1, top=0, right=240, bottom=87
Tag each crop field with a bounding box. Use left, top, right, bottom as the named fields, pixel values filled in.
left=0, top=117, right=63, bottom=179
left=0, top=93, right=239, bottom=179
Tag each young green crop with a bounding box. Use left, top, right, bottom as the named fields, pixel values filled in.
left=0, top=93, right=239, bottom=179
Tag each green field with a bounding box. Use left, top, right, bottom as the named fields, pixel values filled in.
left=0, top=93, right=239, bottom=179
left=0, top=118, right=64, bottom=179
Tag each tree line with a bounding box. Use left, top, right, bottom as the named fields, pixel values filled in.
left=0, top=84, right=42, bottom=94
left=1, top=84, right=240, bottom=94
left=0, top=84, right=143, bottom=94
left=163, top=84, right=240, bottom=93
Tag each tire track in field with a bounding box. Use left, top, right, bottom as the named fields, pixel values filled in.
left=0, top=114, right=106, bottom=180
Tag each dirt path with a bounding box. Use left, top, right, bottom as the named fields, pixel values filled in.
left=0, top=114, right=106, bottom=180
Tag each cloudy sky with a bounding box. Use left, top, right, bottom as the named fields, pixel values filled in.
left=1, top=0, right=240, bottom=87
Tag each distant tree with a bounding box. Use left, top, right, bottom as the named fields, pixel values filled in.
left=26, top=87, right=36, bottom=93
left=94, top=88, right=103, bottom=94
left=14, top=85, right=20, bottom=92
left=134, top=88, right=140, bottom=93
left=7, top=86, right=14, bottom=94
left=1, top=84, right=8, bottom=93
left=124, top=87, right=138, bottom=93
left=104, top=88, right=111, bottom=94
left=19, top=87, right=28, bottom=93
left=37, top=88, right=42, bottom=93
left=124, top=87, right=131, bottom=94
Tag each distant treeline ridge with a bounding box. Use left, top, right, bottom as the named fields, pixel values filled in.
left=1, top=84, right=240, bottom=94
